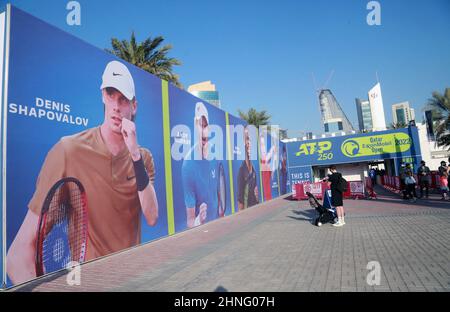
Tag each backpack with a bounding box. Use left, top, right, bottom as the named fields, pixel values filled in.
left=336, top=175, right=348, bottom=192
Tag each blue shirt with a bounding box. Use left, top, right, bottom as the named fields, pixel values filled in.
left=182, top=145, right=219, bottom=222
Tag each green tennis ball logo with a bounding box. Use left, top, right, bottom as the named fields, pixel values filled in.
left=342, top=140, right=360, bottom=157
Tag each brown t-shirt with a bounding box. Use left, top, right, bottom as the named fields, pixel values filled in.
left=28, top=126, right=155, bottom=260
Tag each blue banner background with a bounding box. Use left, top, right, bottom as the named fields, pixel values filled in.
left=289, top=166, right=313, bottom=187
left=2, top=5, right=289, bottom=288
left=259, top=129, right=280, bottom=201
left=169, top=85, right=232, bottom=233
left=286, top=127, right=422, bottom=169
left=228, top=113, right=263, bottom=211
left=279, top=142, right=290, bottom=195
left=5, top=6, right=168, bottom=286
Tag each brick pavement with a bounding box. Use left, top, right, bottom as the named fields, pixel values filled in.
left=9, top=186, right=450, bottom=292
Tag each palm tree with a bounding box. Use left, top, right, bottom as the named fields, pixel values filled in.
left=238, top=108, right=271, bottom=128
left=106, top=32, right=182, bottom=88
left=425, top=88, right=450, bottom=149
left=389, top=121, right=408, bottom=129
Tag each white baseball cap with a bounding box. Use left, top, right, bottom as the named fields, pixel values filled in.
left=100, top=61, right=135, bottom=101
left=195, top=102, right=209, bottom=124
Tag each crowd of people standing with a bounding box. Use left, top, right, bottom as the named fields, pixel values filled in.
left=397, top=159, right=450, bottom=202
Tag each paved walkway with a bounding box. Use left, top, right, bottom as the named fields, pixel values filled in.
left=10, top=186, right=450, bottom=292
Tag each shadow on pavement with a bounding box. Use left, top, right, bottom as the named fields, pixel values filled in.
left=288, top=216, right=314, bottom=222
left=288, top=209, right=316, bottom=222
left=12, top=269, right=69, bottom=292
left=283, top=195, right=297, bottom=201
left=214, top=286, right=228, bottom=292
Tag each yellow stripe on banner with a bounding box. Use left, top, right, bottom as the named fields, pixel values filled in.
left=162, top=80, right=175, bottom=235
left=225, top=113, right=235, bottom=214
left=257, top=128, right=264, bottom=202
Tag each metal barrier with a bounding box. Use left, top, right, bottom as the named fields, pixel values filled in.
left=380, top=171, right=442, bottom=195
left=294, top=180, right=366, bottom=200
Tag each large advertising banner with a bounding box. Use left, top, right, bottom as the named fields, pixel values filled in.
left=289, top=166, right=313, bottom=185
left=0, top=9, right=5, bottom=288
left=288, top=166, right=313, bottom=197
left=168, top=85, right=232, bottom=233
left=1, top=5, right=289, bottom=289
left=259, top=128, right=280, bottom=201
left=4, top=6, right=167, bottom=287
left=270, top=142, right=280, bottom=199
left=286, top=128, right=422, bottom=169
left=227, top=114, right=262, bottom=212
left=278, top=142, right=289, bottom=195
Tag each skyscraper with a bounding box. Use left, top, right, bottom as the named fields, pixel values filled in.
left=187, top=81, right=221, bottom=108
left=368, top=83, right=387, bottom=131
left=355, top=98, right=373, bottom=131
left=319, top=89, right=354, bottom=133
left=392, top=101, right=415, bottom=125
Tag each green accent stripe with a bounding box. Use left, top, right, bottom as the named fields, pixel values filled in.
left=225, top=113, right=235, bottom=214
left=162, top=80, right=175, bottom=235
left=257, top=128, right=264, bottom=202
left=277, top=142, right=281, bottom=196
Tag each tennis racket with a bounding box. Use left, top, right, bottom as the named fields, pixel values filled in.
left=217, top=162, right=227, bottom=217
left=35, top=177, right=88, bottom=277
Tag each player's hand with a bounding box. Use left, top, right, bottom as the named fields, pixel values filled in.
left=199, top=203, right=207, bottom=224
left=121, top=118, right=140, bottom=161
left=254, top=186, right=259, bottom=200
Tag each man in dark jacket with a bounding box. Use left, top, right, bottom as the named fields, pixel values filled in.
left=417, top=160, right=431, bottom=198
left=324, top=165, right=345, bottom=227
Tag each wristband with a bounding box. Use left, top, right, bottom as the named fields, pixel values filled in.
left=133, top=155, right=150, bottom=191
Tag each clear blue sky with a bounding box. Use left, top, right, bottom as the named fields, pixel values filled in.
left=1, top=0, right=450, bottom=137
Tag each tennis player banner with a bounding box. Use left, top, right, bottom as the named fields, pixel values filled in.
left=3, top=5, right=169, bottom=287
left=168, top=84, right=234, bottom=233
left=228, top=113, right=263, bottom=213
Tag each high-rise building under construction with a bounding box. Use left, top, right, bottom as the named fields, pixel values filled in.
left=318, top=89, right=354, bottom=133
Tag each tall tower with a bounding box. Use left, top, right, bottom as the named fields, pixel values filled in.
left=368, top=83, right=387, bottom=130
left=319, top=89, right=354, bottom=133
left=355, top=98, right=373, bottom=131
left=392, top=101, right=415, bottom=124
